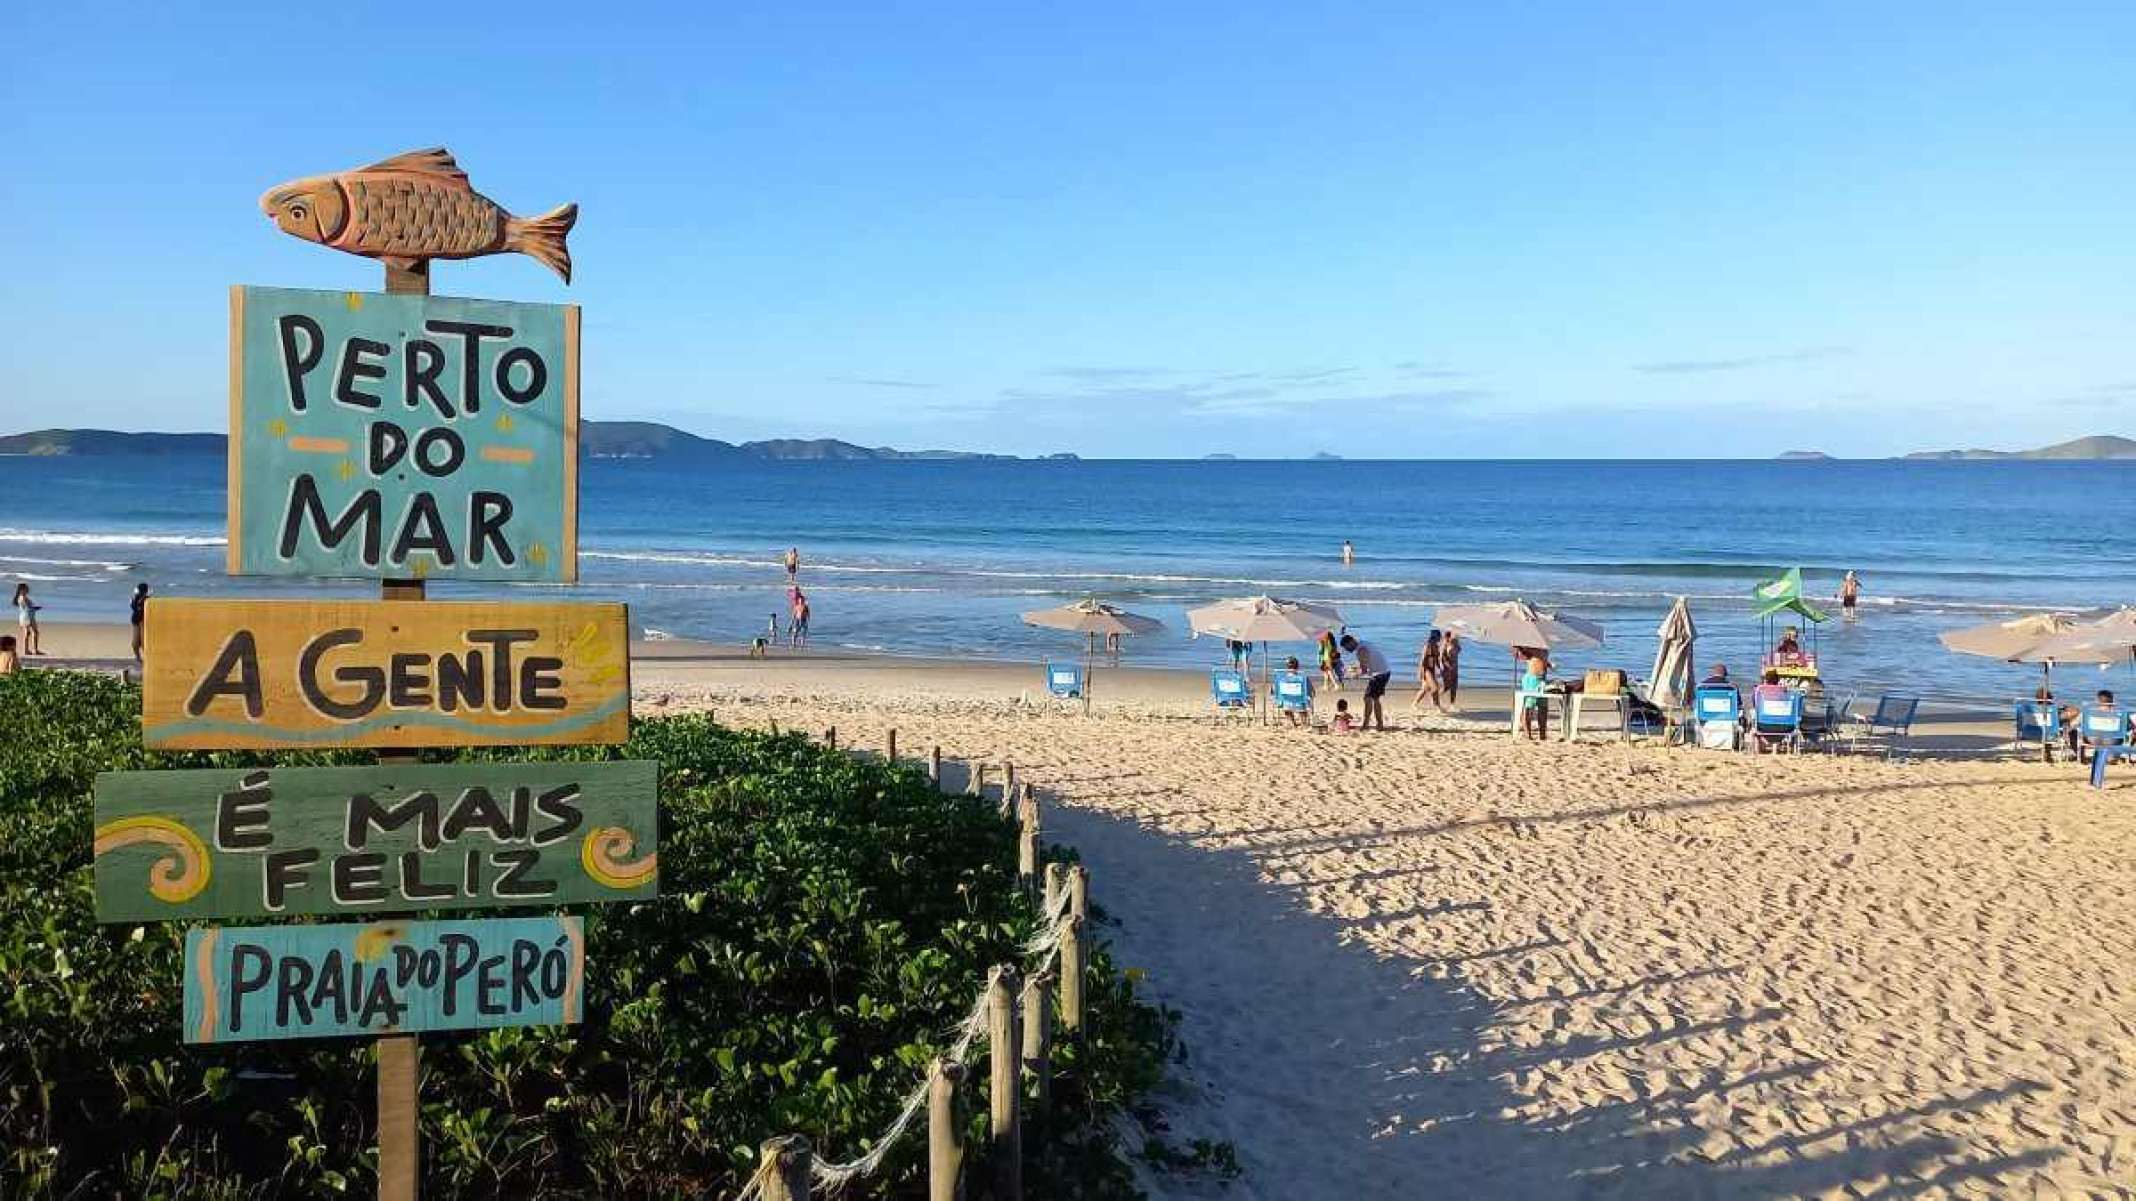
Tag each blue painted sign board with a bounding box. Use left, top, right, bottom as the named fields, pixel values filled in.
left=183, top=916, right=584, bottom=1044
left=227, top=285, right=579, bottom=582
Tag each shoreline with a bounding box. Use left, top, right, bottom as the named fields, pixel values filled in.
left=40, top=620, right=2026, bottom=750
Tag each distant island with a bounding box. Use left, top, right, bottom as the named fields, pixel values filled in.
left=0, top=422, right=1013, bottom=463
left=1774, top=434, right=2133, bottom=462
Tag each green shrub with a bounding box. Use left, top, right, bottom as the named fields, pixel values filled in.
left=0, top=671, right=1178, bottom=1198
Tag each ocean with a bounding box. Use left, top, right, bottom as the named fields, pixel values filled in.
left=4, top=455, right=2131, bottom=704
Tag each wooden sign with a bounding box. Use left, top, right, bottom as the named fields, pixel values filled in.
left=141, top=598, right=630, bottom=750
left=94, top=762, right=657, bottom=923
left=183, top=916, right=584, bottom=1044
left=228, top=283, right=579, bottom=582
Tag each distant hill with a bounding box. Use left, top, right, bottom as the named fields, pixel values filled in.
left=0, top=429, right=225, bottom=456
left=1901, top=434, right=2136, bottom=461
left=0, top=422, right=1012, bottom=462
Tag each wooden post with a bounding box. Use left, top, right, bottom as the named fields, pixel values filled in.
left=969, top=762, right=988, bottom=799
left=1058, top=917, right=1086, bottom=1035
left=929, top=745, right=942, bottom=788
left=928, top=1058, right=966, bottom=1201
left=986, top=966, right=1022, bottom=1200
left=1021, top=969, right=1054, bottom=1121
left=770, top=718, right=780, bottom=737
left=376, top=254, right=426, bottom=1201
left=1003, top=762, right=1016, bottom=802
left=1068, top=865, right=1089, bottom=927
left=1043, top=863, right=1067, bottom=918
left=755, top=1135, right=813, bottom=1201
left=1017, top=794, right=1041, bottom=893
left=887, top=727, right=898, bottom=763
left=826, top=726, right=837, bottom=751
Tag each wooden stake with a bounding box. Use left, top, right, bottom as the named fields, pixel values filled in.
left=826, top=726, right=837, bottom=751
left=1043, top=863, right=1068, bottom=918
left=755, top=1135, right=813, bottom=1201
left=1021, top=969, right=1054, bottom=1121
left=1068, top=865, right=1089, bottom=927
left=929, top=745, right=942, bottom=788
left=1017, top=799, right=1041, bottom=892
left=986, top=966, right=1022, bottom=1200
left=1059, top=917, right=1086, bottom=1035
left=887, top=727, right=898, bottom=762
left=969, top=762, right=988, bottom=799
left=927, top=1058, right=966, bottom=1201
left=1003, top=762, right=1016, bottom=801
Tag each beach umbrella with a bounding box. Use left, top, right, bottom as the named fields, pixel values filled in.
left=2029, top=608, right=2136, bottom=674
left=1939, top=612, right=2082, bottom=690
left=1186, top=596, right=1345, bottom=720
left=1022, top=599, right=1164, bottom=711
left=1432, top=599, right=1604, bottom=652
left=1648, top=597, right=1697, bottom=710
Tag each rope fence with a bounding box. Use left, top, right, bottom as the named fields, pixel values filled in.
left=737, top=731, right=1092, bottom=1201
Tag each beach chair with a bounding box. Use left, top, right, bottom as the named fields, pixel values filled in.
left=2075, top=706, right=2132, bottom=763
left=1838, top=694, right=1920, bottom=758
left=1271, top=670, right=1313, bottom=720
left=1210, top=669, right=1253, bottom=719
left=2013, top=700, right=2060, bottom=762
left=1751, top=689, right=1805, bottom=754
left=1043, top=661, right=1084, bottom=701
left=1691, top=685, right=1742, bottom=751
left=1569, top=668, right=1630, bottom=743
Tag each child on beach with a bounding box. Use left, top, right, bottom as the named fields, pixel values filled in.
left=1317, top=630, right=1345, bottom=692
left=1330, top=698, right=1355, bottom=733
left=13, top=584, right=40, bottom=656
left=1519, top=655, right=1550, bottom=740
left=1413, top=630, right=1444, bottom=712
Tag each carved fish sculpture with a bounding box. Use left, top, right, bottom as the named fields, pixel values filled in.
left=260, top=148, right=577, bottom=282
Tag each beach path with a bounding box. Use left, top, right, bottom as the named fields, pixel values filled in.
left=679, top=692, right=2136, bottom=1199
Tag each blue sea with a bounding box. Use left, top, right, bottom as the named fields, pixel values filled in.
left=5, top=455, right=2131, bottom=704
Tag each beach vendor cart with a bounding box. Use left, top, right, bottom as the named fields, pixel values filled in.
left=1752, top=568, right=1841, bottom=739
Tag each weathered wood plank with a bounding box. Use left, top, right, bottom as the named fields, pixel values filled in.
left=227, top=285, right=579, bottom=583
left=94, top=762, right=658, bottom=922
left=183, top=915, right=584, bottom=1044
left=140, top=597, right=630, bottom=750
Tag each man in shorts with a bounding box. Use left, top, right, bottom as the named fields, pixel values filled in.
left=1340, top=633, right=1392, bottom=731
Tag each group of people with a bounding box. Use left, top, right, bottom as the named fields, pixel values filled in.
left=773, top=547, right=811, bottom=649
left=0, top=581, right=151, bottom=676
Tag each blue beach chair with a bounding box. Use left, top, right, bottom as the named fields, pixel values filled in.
left=1840, top=694, right=1920, bottom=759
left=1044, top=661, right=1084, bottom=700
left=2076, top=706, right=2132, bottom=761
left=1210, top=669, right=1253, bottom=717
left=1271, top=670, right=1313, bottom=720
left=1692, top=685, right=1742, bottom=751
left=1751, top=689, right=1805, bottom=754
left=2013, top=700, right=2061, bottom=762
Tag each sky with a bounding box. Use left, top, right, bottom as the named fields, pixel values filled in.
left=3, top=2, right=2132, bottom=458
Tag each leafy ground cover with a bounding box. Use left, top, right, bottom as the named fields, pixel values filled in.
left=1, top=670, right=1200, bottom=1198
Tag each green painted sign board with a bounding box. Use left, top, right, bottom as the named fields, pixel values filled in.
left=183, top=916, right=583, bottom=1044
left=228, top=284, right=580, bottom=582
left=94, top=762, right=657, bottom=923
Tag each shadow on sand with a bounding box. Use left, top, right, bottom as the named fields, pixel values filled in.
left=1034, top=771, right=2060, bottom=1199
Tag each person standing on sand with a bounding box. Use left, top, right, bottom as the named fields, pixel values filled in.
left=1412, top=630, right=1443, bottom=711
left=129, top=584, right=149, bottom=662
left=1840, top=570, right=1861, bottom=617
left=1341, top=540, right=1355, bottom=566
left=783, top=546, right=801, bottom=583
left=1340, top=633, right=1391, bottom=731
left=788, top=588, right=812, bottom=648
left=1317, top=629, right=1345, bottom=692
left=1439, top=631, right=1461, bottom=707
left=13, top=584, right=41, bottom=656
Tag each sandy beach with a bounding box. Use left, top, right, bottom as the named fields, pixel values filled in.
left=38, top=626, right=2136, bottom=1196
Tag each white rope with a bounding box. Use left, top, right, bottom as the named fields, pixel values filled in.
left=737, top=884, right=1077, bottom=1199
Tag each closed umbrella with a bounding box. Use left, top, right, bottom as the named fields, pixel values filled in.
left=1186, top=596, right=1345, bottom=720
left=1939, top=612, right=2082, bottom=691
left=1648, top=597, right=1697, bottom=711
left=1022, top=599, right=1164, bottom=710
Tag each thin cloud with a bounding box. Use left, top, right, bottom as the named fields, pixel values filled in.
left=830, top=376, right=938, bottom=390
left=1186, top=387, right=1493, bottom=418
left=1633, top=346, right=1853, bottom=375
left=1392, top=361, right=1471, bottom=380
left=1041, top=366, right=1177, bottom=381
